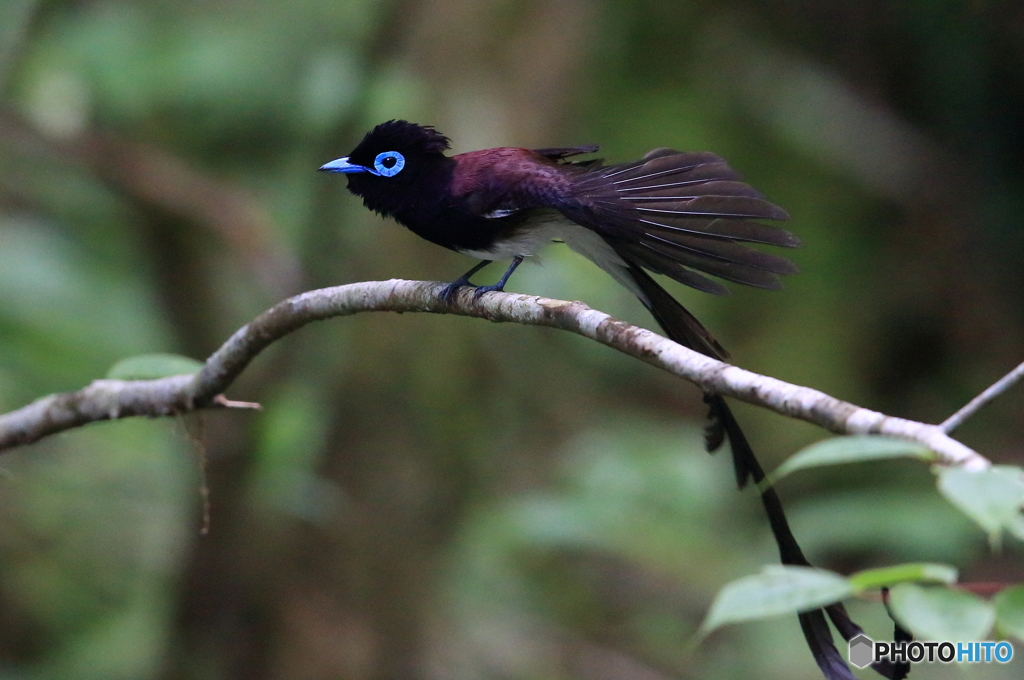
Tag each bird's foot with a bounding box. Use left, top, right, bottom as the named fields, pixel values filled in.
left=471, top=282, right=506, bottom=300
left=439, top=277, right=472, bottom=303
left=471, top=256, right=524, bottom=300
left=439, top=260, right=494, bottom=304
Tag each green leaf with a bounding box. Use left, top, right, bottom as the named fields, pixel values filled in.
left=993, top=585, right=1024, bottom=641
left=887, top=583, right=995, bottom=641
left=764, top=436, right=933, bottom=488
left=106, top=353, right=204, bottom=380
left=849, top=563, right=958, bottom=592
left=937, top=466, right=1024, bottom=549
left=700, top=566, right=851, bottom=635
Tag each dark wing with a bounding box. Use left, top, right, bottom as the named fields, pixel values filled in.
left=560, top=150, right=799, bottom=293
left=532, top=145, right=600, bottom=161
left=450, top=148, right=580, bottom=215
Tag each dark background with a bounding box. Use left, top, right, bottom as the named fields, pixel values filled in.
left=0, top=1, right=1022, bottom=678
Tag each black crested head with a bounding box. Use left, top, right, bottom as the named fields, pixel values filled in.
left=349, top=120, right=450, bottom=162
left=326, top=120, right=452, bottom=218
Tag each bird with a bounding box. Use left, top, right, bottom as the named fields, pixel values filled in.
left=320, top=121, right=869, bottom=680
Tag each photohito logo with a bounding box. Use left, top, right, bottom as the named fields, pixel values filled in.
left=848, top=634, right=1014, bottom=668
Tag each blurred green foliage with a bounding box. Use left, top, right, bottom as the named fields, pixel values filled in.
left=1, top=0, right=1023, bottom=679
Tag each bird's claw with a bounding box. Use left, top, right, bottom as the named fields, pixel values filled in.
left=439, top=282, right=502, bottom=303
left=439, top=277, right=474, bottom=303
left=438, top=283, right=464, bottom=303
left=471, top=284, right=503, bottom=300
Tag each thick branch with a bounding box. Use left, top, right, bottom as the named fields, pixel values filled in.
left=0, top=280, right=991, bottom=469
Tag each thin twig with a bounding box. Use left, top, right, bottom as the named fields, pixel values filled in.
left=0, top=280, right=992, bottom=470
left=212, top=394, right=263, bottom=410
left=940, top=359, right=1024, bottom=434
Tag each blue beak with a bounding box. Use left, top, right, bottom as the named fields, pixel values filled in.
left=319, top=157, right=370, bottom=173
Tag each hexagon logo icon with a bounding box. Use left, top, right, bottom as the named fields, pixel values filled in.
left=849, top=634, right=874, bottom=669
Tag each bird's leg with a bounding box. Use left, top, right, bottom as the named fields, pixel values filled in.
left=472, top=256, right=524, bottom=299
left=439, top=260, right=493, bottom=302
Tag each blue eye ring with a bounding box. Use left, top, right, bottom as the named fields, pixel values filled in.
left=373, top=151, right=405, bottom=177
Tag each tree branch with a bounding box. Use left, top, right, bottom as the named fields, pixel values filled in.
left=0, top=280, right=992, bottom=470
left=940, top=359, right=1024, bottom=434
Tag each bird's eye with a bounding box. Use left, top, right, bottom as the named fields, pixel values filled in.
left=373, top=151, right=405, bottom=177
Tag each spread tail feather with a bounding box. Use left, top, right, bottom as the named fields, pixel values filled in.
left=552, top=149, right=886, bottom=679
